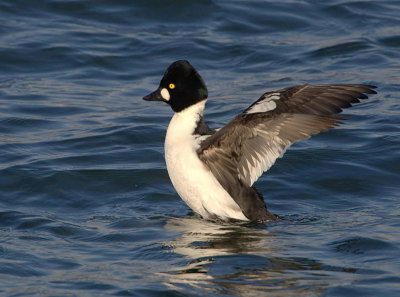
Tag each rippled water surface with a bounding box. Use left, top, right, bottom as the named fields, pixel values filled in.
left=1, top=0, right=400, bottom=296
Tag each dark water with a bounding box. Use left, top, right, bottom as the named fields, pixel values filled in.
left=1, top=0, right=399, bottom=296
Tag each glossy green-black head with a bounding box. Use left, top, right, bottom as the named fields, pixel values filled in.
left=143, top=60, right=208, bottom=112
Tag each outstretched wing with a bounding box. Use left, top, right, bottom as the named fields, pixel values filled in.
left=245, top=84, right=376, bottom=115
left=198, top=84, right=376, bottom=189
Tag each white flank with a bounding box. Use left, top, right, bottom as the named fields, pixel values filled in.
left=164, top=100, right=248, bottom=221
left=246, top=93, right=280, bottom=114
left=161, top=88, right=170, bottom=101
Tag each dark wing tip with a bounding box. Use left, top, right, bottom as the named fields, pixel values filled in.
left=272, top=84, right=376, bottom=116
left=365, top=85, right=378, bottom=94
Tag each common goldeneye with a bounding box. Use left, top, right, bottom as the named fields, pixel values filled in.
left=143, top=60, right=376, bottom=222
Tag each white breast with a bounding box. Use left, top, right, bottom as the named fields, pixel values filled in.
left=164, top=100, right=248, bottom=221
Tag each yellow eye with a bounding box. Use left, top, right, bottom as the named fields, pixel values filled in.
left=169, top=83, right=175, bottom=89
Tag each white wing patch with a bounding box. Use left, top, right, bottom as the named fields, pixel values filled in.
left=194, top=134, right=211, bottom=144
left=245, top=93, right=280, bottom=114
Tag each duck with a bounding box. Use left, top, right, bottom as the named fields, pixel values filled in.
left=143, top=60, right=376, bottom=223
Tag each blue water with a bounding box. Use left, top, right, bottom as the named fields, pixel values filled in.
left=1, top=0, right=399, bottom=296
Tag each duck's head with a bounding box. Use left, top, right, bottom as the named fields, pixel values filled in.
left=143, top=60, right=208, bottom=112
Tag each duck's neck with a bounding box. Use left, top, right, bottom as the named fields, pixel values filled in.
left=165, top=100, right=207, bottom=145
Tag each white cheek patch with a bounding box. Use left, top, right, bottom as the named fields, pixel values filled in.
left=246, top=92, right=280, bottom=114
left=161, top=88, right=170, bottom=101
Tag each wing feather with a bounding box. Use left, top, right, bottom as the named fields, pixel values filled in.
left=198, top=84, right=376, bottom=190
left=199, top=112, right=340, bottom=187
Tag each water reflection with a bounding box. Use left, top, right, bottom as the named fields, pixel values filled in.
left=162, top=217, right=340, bottom=296
left=164, top=216, right=275, bottom=258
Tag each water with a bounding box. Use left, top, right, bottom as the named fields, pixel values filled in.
left=0, top=0, right=399, bottom=296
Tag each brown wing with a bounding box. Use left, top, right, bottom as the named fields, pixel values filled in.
left=198, top=84, right=376, bottom=190
left=199, top=113, right=341, bottom=188
left=245, top=84, right=376, bottom=115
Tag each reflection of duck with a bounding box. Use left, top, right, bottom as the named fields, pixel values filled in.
left=161, top=217, right=354, bottom=296
left=164, top=216, right=274, bottom=259
left=162, top=216, right=276, bottom=295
